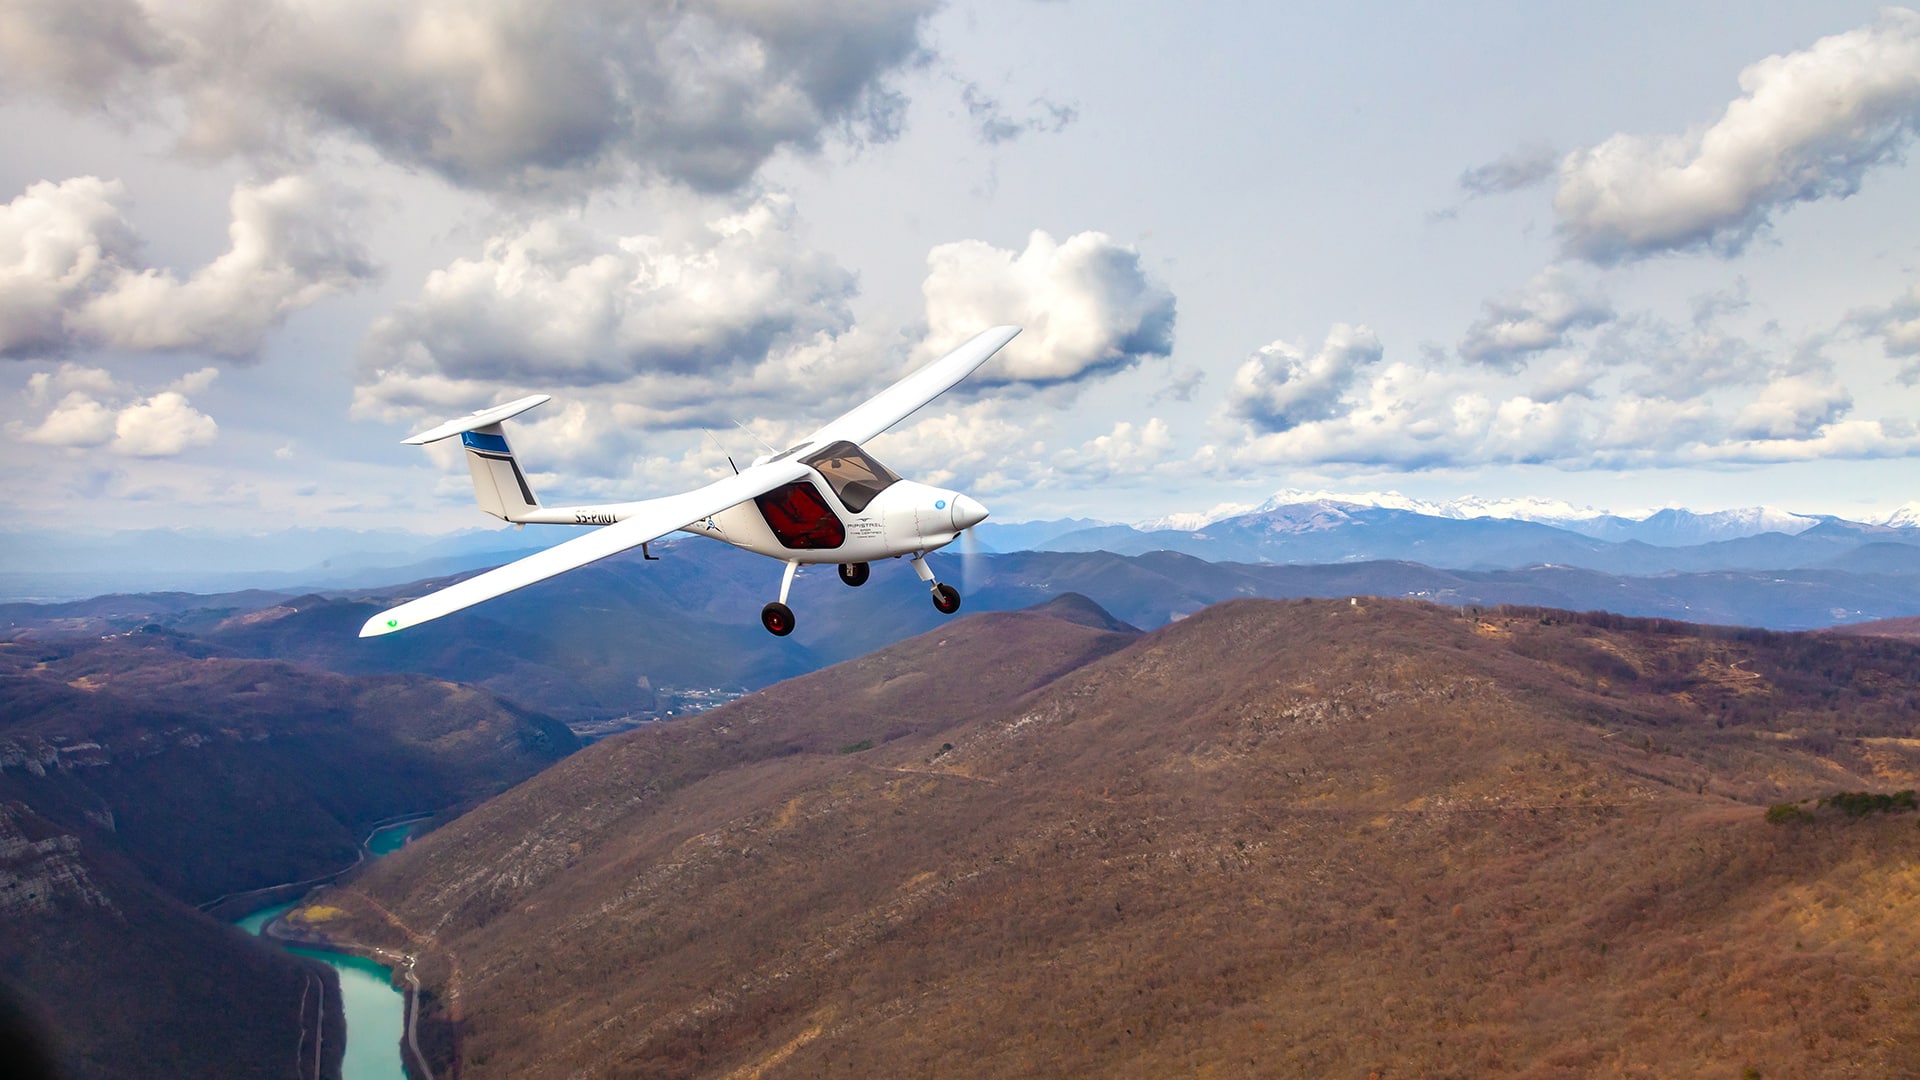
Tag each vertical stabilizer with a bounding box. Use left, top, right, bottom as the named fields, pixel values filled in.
left=401, top=394, right=550, bottom=522
left=461, top=423, right=540, bottom=521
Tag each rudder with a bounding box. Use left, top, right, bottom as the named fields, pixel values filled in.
left=461, top=423, right=540, bottom=520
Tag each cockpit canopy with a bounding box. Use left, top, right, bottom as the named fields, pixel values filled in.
left=803, top=441, right=901, bottom=514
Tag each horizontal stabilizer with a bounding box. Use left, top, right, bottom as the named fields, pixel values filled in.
left=402, top=394, right=551, bottom=445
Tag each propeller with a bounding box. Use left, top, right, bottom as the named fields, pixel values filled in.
left=960, top=524, right=987, bottom=597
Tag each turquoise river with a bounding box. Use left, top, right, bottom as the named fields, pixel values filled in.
left=234, top=820, right=424, bottom=1080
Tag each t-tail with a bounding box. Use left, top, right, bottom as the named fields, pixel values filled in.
left=400, top=394, right=550, bottom=522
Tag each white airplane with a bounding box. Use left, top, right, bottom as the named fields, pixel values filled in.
left=360, top=326, right=1021, bottom=639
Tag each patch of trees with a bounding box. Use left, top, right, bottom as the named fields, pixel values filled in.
left=1766, top=790, right=1917, bottom=824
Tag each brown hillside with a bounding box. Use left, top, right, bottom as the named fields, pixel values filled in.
left=309, top=599, right=1920, bottom=1078
left=1829, top=613, right=1920, bottom=642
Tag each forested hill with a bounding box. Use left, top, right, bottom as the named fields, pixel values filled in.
left=306, top=597, right=1920, bottom=1078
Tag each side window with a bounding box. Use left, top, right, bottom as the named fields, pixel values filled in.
left=753, top=482, right=846, bottom=549
left=803, top=441, right=901, bottom=513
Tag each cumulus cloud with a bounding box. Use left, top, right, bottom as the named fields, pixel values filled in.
left=1457, top=267, right=1612, bottom=369
left=1203, top=306, right=1918, bottom=472
left=110, top=390, right=218, bottom=456
left=0, top=174, right=373, bottom=359
left=920, top=230, right=1176, bottom=385
left=1459, top=143, right=1558, bottom=198
left=1556, top=9, right=1920, bottom=262
left=13, top=363, right=218, bottom=455
left=0, top=0, right=171, bottom=110
left=866, top=400, right=1049, bottom=493
left=359, top=194, right=858, bottom=400
left=1225, top=324, right=1382, bottom=433
left=0, top=0, right=939, bottom=195
left=1050, top=418, right=1174, bottom=483
left=359, top=214, right=1176, bottom=493
left=1731, top=374, right=1852, bottom=439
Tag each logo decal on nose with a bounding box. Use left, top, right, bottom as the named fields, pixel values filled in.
left=935, top=499, right=947, bottom=509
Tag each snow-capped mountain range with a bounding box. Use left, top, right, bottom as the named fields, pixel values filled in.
left=1132, top=488, right=1913, bottom=545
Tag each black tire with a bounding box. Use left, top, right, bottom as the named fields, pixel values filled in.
left=838, top=562, right=870, bottom=587
left=931, top=583, right=961, bottom=615
left=761, top=601, right=796, bottom=636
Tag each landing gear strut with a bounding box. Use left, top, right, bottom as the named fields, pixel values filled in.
left=838, top=562, right=869, bottom=587
left=911, top=555, right=962, bottom=616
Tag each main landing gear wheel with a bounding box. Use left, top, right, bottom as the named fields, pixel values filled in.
left=931, top=582, right=961, bottom=615
left=761, top=601, right=795, bottom=636
left=838, top=562, right=870, bottom=587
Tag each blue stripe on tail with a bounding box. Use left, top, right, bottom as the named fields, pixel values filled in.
left=461, top=430, right=512, bottom=453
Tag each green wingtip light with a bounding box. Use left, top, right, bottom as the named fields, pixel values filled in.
left=386, top=619, right=398, bottom=628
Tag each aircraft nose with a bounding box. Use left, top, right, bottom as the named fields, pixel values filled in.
left=949, top=493, right=989, bottom=531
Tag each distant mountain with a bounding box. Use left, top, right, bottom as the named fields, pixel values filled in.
left=1556, top=505, right=1820, bottom=545
left=11, top=544, right=1920, bottom=738
left=3, top=495, right=1911, bottom=602
left=1034, top=500, right=1919, bottom=575
left=0, top=524, right=570, bottom=601
left=306, top=597, right=1920, bottom=1078
left=972, top=517, right=1112, bottom=552
left=1883, top=500, right=1920, bottom=528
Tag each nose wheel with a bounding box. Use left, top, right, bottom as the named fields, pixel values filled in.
left=931, top=582, right=961, bottom=615
left=761, top=601, right=795, bottom=636
left=838, top=562, right=869, bottom=587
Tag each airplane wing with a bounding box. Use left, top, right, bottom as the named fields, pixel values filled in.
left=359, top=457, right=811, bottom=637
left=798, top=325, right=1020, bottom=449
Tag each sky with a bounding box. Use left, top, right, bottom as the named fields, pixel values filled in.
left=2, top=1, right=1919, bottom=539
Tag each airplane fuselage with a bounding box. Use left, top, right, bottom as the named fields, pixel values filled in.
left=508, top=443, right=983, bottom=565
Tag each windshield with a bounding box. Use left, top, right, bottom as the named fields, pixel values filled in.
left=803, top=441, right=901, bottom=514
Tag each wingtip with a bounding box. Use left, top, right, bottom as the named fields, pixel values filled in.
left=359, top=614, right=401, bottom=638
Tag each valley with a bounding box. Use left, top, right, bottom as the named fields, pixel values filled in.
left=0, top=630, right=578, bottom=1078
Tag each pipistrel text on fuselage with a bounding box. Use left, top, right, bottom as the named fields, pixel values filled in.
left=359, top=326, right=1018, bottom=639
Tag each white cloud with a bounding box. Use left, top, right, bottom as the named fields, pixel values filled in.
left=0, top=0, right=939, bottom=196
left=1602, top=317, right=1769, bottom=400
left=358, top=214, right=1177, bottom=498
left=0, top=0, right=171, bottom=111
left=12, top=365, right=218, bottom=456
left=1556, top=9, right=1920, bottom=262
left=1458, top=266, right=1612, bottom=369
left=111, top=390, right=217, bottom=456
left=17, top=390, right=116, bottom=448
left=0, top=176, right=135, bottom=357
left=1050, top=418, right=1174, bottom=483
left=1208, top=326, right=1910, bottom=472
left=919, top=229, right=1176, bottom=385
left=1731, top=374, right=1851, bottom=440
left=867, top=401, right=1048, bottom=493
left=357, top=194, right=862, bottom=419
left=1225, top=324, right=1382, bottom=432
left=0, top=174, right=373, bottom=359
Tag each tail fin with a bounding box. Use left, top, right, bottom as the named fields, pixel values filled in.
left=400, top=394, right=549, bottom=522
left=460, top=423, right=540, bottom=520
